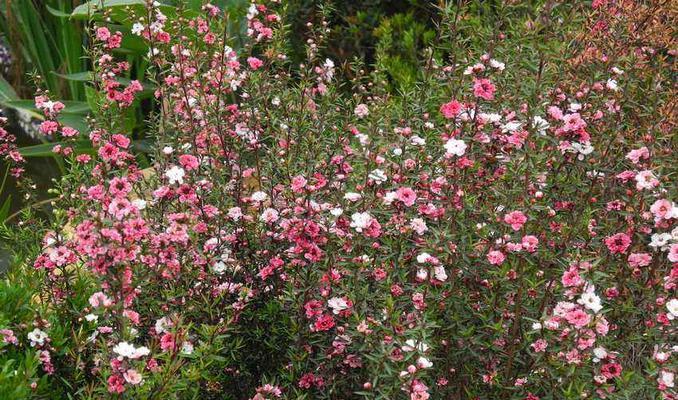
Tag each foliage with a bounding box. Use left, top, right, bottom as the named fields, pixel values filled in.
left=0, top=0, right=676, bottom=399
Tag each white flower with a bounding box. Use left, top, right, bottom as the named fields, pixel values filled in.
left=181, top=341, right=194, bottom=355
left=368, top=169, right=388, bottom=184
left=113, top=342, right=150, bottom=359
left=356, top=133, right=370, bottom=146
left=433, top=265, right=448, bottom=281
left=479, top=112, right=501, bottom=123
left=417, top=356, right=433, bottom=368
left=162, top=146, right=174, bottom=154
left=650, top=233, right=672, bottom=249
left=444, top=138, right=467, bottom=157
left=416, top=252, right=431, bottom=263
left=666, top=299, right=678, bottom=320
left=531, top=322, right=542, bottom=330
left=571, top=141, right=594, bottom=160
left=416, top=269, right=428, bottom=281
left=330, top=207, right=343, bottom=217
left=344, top=192, right=362, bottom=202
left=606, top=79, right=619, bottom=91
left=569, top=102, right=582, bottom=112
left=592, top=347, right=607, bottom=362
left=501, top=121, right=522, bottom=133
left=27, top=329, right=48, bottom=347
left=611, top=67, right=624, bottom=75
left=328, top=297, right=349, bottom=314
left=350, top=212, right=372, bottom=232
left=213, top=261, right=227, bottom=275
left=410, top=135, right=426, bottom=146
left=113, top=342, right=136, bottom=358
left=131, top=23, right=145, bottom=35
left=383, top=191, right=397, bottom=205
left=659, top=370, right=675, bottom=388
left=164, top=165, right=185, bottom=185
left=489, top=59, right=505, bottom=71
left=85, top=314, right=98, bottom=322
left=532, top=116, right=550, bottom=135
left=246, top=3, right=258, bottom=20
left=132, top=199, right=147, bottom=210
left=322, top=58, right=335, bottom=81
left=393, top=148, right=403, bottom=156
left=410, top=218, right=428, bottom=235
left=402, top=339, right=429, bottom=352
left=251, top=191, right=268, bottom=202
left=154, top=317, right=172, bottom=334
left=578, top=284, right=603, bottom=313
left=271, top=96, right=280, bottom=106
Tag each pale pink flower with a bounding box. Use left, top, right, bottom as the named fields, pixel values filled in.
left=487, top=250, right=505, bottom=265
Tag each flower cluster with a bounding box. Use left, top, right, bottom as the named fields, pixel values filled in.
left=2, top=1, right=676, bottom=399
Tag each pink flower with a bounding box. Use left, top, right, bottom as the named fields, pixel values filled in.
left=89, top=292, right=113, bottom=308
left=291, top=175, right=307, bottom=193
left=96, top=27, right=111, bottom=41
left=504, top=211, right=527, bottom=231
left=0, top=329, right=17, bottom=345
left=260, top=208, right=280, bottom=224
left=604, top=233, right=631, bottom=254
left=521, top=235, right=539, bottom=252
left=160, top=332, right=175, bottom=352
left=123, top=369, right=143, bottom=385
left=39, top=120, right=59, bottom=135
left=601, top=362, right=622, bottom=379
left=313, top=314, right=335, bottom=331
left=626, top=147, right=649, bottom=164
left=247, top=57, right=264, bottom=70
left=564, top=309, right=591, bottom=329
left=628, top=253, right=652, bottom=268
left=354, top=103, right=369, bottom=118
left=61, top=126, right=79, bottom=137
left=487, top=250, right=506, bottom=265
left=107, top=375, right=125, bottom=394
left=635, top=170, right=659, bottom=191
left=108, top=198, right=133, bottom=220
left=109, top=177, right=131, bottom=198
left=396, top=187, right=417, bottom=207
left=561, top=266, right=583, bottom=287
left=473, top=78, right=496, bottom=100
left=650, top=199, right=673, bottom=220
left=440, top=99, right=462, bottom=119
left=531, top=339, right=548, bottom=352
left=178, top=154, right=200, bottom=171
left=669, top=244, right=678, bottom=263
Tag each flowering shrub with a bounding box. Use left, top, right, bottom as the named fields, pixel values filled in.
left=0, top=1, right=676, bottom=399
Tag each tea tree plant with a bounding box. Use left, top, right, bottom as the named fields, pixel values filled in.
left=0, top=1, right=675, bottom=399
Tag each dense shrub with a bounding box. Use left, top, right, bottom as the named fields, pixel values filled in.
left=0, top=1, right=676, bottom=399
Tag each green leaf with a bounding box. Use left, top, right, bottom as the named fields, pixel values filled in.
left=71, top=0, right=183, bottom=21
left=0, top=100, right=42, bottom=120
left=71, top=0, right=146, bottom=18
left=45, top=4, right=72, bottom=18
left=1, top=100, right=90, bottom=115
left=58, top=113, right=90, bottom=134
left=0, top=76, right=18, bottom=102
left=18, top=141, right=94, bottom=158
left=51, top=71, right=93, bottom=82
left=0, top=195, right=11, bottom=222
